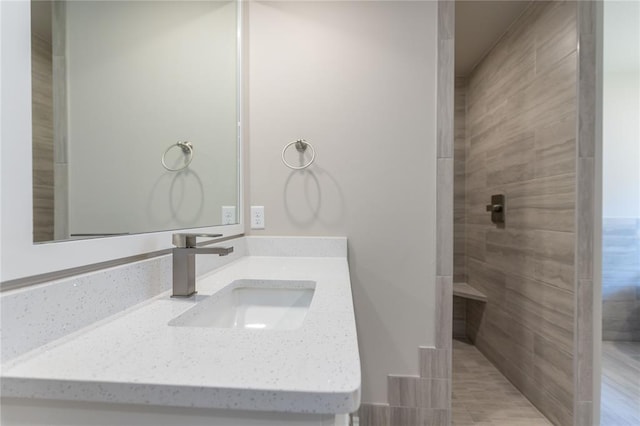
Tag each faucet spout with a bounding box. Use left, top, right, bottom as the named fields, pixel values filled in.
left=171, top=233, right=234, bottom=298
left=175, top=246, right=234, bottom=257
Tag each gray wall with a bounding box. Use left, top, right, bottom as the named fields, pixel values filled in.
left=460, top=2, right=577, bottom=425
left=247, top=1, right=438, bottom=404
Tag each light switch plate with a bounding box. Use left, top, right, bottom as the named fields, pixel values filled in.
left=221, top=206, right=236, bottom=225
left=251, top=206, right=265, bottom=229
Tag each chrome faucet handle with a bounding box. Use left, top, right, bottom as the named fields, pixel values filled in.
left=172, top=233, right=223, bottom=248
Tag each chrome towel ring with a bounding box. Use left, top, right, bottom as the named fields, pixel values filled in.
left=282, top=139, right=316, bottom=170
left=162, top=141, right=193, bottom=172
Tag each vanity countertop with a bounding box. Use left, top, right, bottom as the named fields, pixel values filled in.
left=1, top=256, right=361, bottom=414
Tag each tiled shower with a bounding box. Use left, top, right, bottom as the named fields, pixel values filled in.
left=453, top=1, right=578, bottom=425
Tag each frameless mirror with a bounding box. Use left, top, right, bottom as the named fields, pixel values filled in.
left=30, top=0, right=240, bottom=243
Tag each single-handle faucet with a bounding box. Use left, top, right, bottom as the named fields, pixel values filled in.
left=171, top=233, right=234, bottom=297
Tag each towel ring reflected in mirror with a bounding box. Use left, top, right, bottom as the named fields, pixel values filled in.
left=162, top=141, right=194, bottom=172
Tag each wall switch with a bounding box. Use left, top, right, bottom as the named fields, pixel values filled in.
left=221, top=206, right=236, bottom=225
left=251, top=206, right=265, bottom=229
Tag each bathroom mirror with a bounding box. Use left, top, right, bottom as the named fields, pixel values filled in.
left=30, top=0, right=240, bottom=243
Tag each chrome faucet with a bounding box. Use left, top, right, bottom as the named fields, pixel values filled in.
left=171, top=233, right=234, bottom=298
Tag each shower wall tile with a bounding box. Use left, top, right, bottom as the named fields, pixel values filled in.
left=576, top=279, right=594, bottom=402
left=452, top=296, right=467, bottom=339
left=437, top=159, right=454, bottom=276
left=534, top=115, right=576, bottom=178
left=602, top=218, right=640, bottom=341
left=454, top=78, right=467, bottom=282
left=534, top=0, right=577, bottom=75
left=437, top=39, right=454, bottom=159
left=461, top=1, right=578, bottom=424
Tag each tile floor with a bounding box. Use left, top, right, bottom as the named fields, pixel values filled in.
left=452, top=339, right=551, bottom=426
left=601, top=340, right=640, bottom=426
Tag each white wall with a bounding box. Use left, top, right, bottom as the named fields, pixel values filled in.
left=66, top=1, right=238, bottom=235
left=602, top=0, right=640, bottom=218
left=248, top=1, right=438, bottom=403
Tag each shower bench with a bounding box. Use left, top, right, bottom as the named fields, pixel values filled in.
left=453, top=282, right=486, bottom=341
left=452, top=282, right=487, bottom=302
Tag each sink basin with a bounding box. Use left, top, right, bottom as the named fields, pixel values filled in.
left=169, top=280, right=315, bottom=330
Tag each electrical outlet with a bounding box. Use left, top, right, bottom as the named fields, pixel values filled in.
left=251, top=206, right=265, bottom=229
left=221, top=206, right=236, bottom=225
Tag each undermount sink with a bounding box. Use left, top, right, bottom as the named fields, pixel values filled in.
left=169, top=279, right=316, bottom=330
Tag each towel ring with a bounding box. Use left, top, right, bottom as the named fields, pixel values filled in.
left=282, top=139, right=315, bottom=170
left=162, top=141, right=193, bottom=172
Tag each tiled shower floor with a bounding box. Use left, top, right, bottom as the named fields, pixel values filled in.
left=601, top=341, right=640, bottom=426
left=452, top=339, right=551, bottom=426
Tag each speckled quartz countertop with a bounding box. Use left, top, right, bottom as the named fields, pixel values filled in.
left=1, top=255, right=361, bottom=414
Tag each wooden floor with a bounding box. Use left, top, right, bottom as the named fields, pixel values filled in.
left=601, top=341, right=640, bottom=426
left=452, top=339, right=551, bottom=426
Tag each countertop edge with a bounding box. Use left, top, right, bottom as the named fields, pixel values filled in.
left=0, top=376, right=361, bottom=414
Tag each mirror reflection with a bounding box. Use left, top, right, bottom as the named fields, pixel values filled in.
left=30, top=0, right=239, bottom=243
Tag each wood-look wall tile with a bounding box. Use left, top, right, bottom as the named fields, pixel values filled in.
left=470, top=45, right=535, bottom=125
left=437, top=158, right=454, bottom=276
left=454, top=82, right=467, bottom=283
left=358, top=403, right=390, bottom=426
left=505, top=279, right=574, bottom=354
left=465, top=226, right=486, bottom=262
left=465, top=190, right=492, bottom=227
left=52, top=55, right=68, bottom=164
left=435, top=275, right=453, bottom=350
left=466, top=258, right=505, bottom=305
left=485, top=228, right=575, bottom=292
left=532, top=334, right=574, bottom=410
left=576, top=401, right=593, bottom=426
left=467, top=98, right=507, bottom=142
left=388, top=375, right=419, bottom=407
left=32, top=33, right=55, bottom=242
left=437, top=0, right=454, bottom=40
left=514, top=52, right=577, bottom=130
left=576, top=278, right=593, bottom=403
left=577, top=157, right=594, bottom=279
left=389, top=406, right=420, bottom=426
left=438, top=39, right=454, bottom=159
left=534, top=113, right=576, bottom=178
left=504, top=172, right=575, bottom=233
left=54, top=163, right=69, bottom=240
left=534, top=0, right=577, bottom=76
left=390, top=407, right=450, bottom=426
left=419, top=347, right=450, bottom=379
left=388, top=376, right=450, bottom=409
left=419, top=378, right=450, bottom=409
left=52, top=1, right=66, bottom=56
left=453, top=296, right=467, bottom=339
left=465, top=156, right=486, bottom=193
left=578, top=31, right=597, bottom=159
left=419, top=408, right=450, bottom=425
left=485, top=131, right=536, bottom=186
